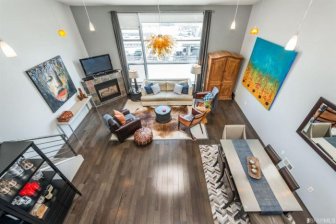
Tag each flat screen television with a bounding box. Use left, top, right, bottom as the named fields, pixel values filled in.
left=80, top=54, right=113, bottom=77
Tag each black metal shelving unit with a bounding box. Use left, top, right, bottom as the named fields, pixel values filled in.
left=0, top=141, right=81, bottom=224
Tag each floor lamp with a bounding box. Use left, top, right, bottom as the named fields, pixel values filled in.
left=129, top=69, right=139, bottom=93
left=191, top=64, right=202, bottom=93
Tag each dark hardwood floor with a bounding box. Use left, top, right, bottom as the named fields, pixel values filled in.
left=63, top=97, right=311, bottom=224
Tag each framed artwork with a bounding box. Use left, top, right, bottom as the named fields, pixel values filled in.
left=242, top=37, right=298, bottom=110
left=26, top=56, right=77, bottom=113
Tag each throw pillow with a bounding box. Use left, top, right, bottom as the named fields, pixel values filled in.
left=174, top=84, right=183, bottom=95
left=144, top=83, right=154, bottom=94
left=113, top=110, right=126, bottom=125
left=180, top=83, right=189, bottom=94
left=203, top=92, right=214, bottom=101
left=151, top=83, right=161, bottom=95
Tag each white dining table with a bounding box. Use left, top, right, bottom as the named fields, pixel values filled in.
left=220, top=139, right=302, bottom=212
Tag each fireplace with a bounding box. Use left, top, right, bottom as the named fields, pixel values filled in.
left=81, top=70, right=126, bottom=107
left=94, top=79, right=121, bottom=102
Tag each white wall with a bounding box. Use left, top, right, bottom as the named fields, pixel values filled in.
left=235, top=0, right=336, bottom=221
left=0, top=0, right=88, bottom=141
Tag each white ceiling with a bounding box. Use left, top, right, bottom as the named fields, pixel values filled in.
left=56, top=0, right=259, bottom=6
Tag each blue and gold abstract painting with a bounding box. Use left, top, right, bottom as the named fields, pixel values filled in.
left=242, top=38, right=297, bottom=110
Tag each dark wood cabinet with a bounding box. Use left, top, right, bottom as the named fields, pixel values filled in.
left=204, top=51, right=243, bottom=100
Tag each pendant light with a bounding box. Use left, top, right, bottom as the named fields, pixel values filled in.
left=285, top=0, right=314, bottom=51
left=250, top=26, right=259, bottom=35
left=249, top=0, right=263, bottom=35
left=48, top=0, right=67, bottom=38
left=58, top=29, right=67, bottom=37
left=0, top=1, right=17, bottom=57
left=230, top=0, right=240, bottom=30
left=147, top=0, right=174, bottom=58
left=82, top=0, right=95, bottom=32
left=0, top=40, right=17, bottom=58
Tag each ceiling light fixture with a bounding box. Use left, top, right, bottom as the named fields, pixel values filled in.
left=285, top=0, right=314, bottom=51
left=147, top=0, right=174, bottom=58
left=58, top=29, right=67, bottom=37
left=48, top=0, right=67, bottom=38
left=82, top=0, right=95, bottom=32
left=0, top=40, right=17, bottom=58
left=249, top=0, right=263, bottom=35
left=0, top=0, right=17, bottom=58
left=250, top=26, right=259, bottom=35
left=230, top=0, right=240, bottom=30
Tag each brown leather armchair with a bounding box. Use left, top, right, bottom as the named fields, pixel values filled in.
left=103, top=109, right=142, bottom=142
left=178, top=108, right=205, bottom=140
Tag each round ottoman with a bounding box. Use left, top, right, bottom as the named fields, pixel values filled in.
left=134, top=127, right=153, bottom=146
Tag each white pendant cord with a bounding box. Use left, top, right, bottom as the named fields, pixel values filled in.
left=157, top=0, right=161, bottom=34
left=249, top=0, right=263, bottom=34
left=49, top=0, right=61, bottom=30
left=256, top=0, right=264, bottom=23
left=82, top=0, right=92, bottom=24
left=296, top=0, right=314, bottom=34
left=285, top=0, right=314, bottom=51
left=233, top=0, right=240, bottom=22
left=0, top=1, right=17, bottom=57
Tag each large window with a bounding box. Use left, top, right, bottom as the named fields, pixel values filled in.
left=118, top=13, right=203, bottom=82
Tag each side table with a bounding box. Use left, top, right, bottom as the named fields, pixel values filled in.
left=129, top=91, right=142, bottom=101
left=57, top=96, right=92, bottom=141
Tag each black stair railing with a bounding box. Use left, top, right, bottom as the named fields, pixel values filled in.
left=17, top=134, right=77, bottom=164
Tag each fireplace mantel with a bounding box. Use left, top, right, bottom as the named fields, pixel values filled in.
left=81, top=70, right=126, bottom=107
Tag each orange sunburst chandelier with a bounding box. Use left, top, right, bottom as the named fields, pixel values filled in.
left=147, top=0, right=174, bottom=58
left=147, top=34, right=174, bottom=58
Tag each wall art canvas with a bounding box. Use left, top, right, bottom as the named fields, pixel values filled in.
left=26, top=56, right=77, bottom=113
left=242, top=37, right=297, bottom=110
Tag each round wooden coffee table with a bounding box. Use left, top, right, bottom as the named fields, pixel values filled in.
left=155, top=105, right=172, bottom=123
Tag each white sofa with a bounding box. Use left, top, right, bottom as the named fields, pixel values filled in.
left=141, top=79, right=193, bottom=106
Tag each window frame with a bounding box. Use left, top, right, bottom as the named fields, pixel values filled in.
left=119, top=13, right=203, bottom=82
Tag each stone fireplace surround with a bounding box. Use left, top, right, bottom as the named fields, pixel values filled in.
left=81, top=70, right=127, bottom=107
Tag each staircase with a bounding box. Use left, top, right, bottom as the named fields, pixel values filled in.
left=21, top=134, right=84, bottom=181
left=0, top=134, right=83, bottom=223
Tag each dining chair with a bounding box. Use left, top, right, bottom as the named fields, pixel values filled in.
left=279, top=167, right=300, bottom=224
left=249, top=213, right=285, bottom=224
left=222, top=125, right=247, bottom=139
left=308, top=122, right=332, bottom=138
left=215, top=144, right=225, bottom=183
left=265, top=144, right=282, bottom=165
left=279, top=167, right=300, bottom=192
left=216, top=144, right=240, bottom=210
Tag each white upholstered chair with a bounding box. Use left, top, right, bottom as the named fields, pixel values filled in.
left=308, top=122, right=332, bottom=138
left=222, top=125, right=247, bottom=140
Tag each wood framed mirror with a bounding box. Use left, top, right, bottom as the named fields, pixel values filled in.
left=297, top=97, right=336, bottom=171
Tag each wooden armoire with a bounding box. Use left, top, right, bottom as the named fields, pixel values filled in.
left=204, top=51, right=243, bottom=100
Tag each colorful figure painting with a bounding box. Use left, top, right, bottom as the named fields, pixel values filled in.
left=26, top=56, right=77, bottom=113
left=242, top=38, right=297, bottom=110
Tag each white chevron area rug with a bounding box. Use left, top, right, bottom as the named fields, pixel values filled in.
left=199, top=144, right=250, bottom=224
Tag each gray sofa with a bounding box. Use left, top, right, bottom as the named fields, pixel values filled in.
left=141, top=79, right=193, bottom=106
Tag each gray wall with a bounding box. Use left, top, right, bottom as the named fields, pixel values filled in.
left=235, top=0, right=336, bottom=220
left=0, top=0, right=88, bottom=141
left=70, top=5, right=252, bottom=71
